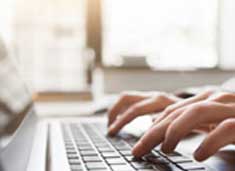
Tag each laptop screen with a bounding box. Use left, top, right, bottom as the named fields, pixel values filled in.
left=0, top=41, right=39, bottom=170
left=0, top=55, right=33, bottom=146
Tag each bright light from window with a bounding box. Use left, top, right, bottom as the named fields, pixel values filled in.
left=14, top=0, right=87, bottom=91
left=102, top=0, right=219, bottom=69
left=0, top=0, right=15, bottom=46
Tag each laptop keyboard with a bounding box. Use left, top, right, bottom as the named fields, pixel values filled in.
left=61, top=123, right=208, bottom=171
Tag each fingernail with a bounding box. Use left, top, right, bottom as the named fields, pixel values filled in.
left=108, top=124, right=116, bottom=136
left=194, top=146, right=203, bottom=161
left=132, top=141, right=144, bottom=158
left=161, top=141, right=173, bottom=154
left=161, top=137, right=176, bottom=154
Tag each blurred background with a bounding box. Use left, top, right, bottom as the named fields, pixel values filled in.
left=1, top=0, right=235, bottom=103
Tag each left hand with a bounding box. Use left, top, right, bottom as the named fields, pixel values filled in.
left=132, top=92, right=235, bottom=161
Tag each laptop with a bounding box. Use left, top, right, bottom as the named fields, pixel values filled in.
left=0, top=56, right=234, bottom=171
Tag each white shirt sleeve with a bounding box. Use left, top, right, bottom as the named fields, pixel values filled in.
left=221, top=77, right=235, bottom=93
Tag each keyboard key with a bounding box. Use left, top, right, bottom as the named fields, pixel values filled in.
left=97, top=147, right=114, bottom=152
left=78, top=146, right=94, bottom=151
left=108, top=137, right=120, bottom=143
left=131, top=162, right=153, bottom=169
left=110, top=165, right=135, bottom=171
left=69, top=159, right=81, bottom=165
left=75, top=138, right=88, bottom=142
left=93, top=140, right=106, bottom=144
left=70, top=164, right=83, bottom=171
left=83, top=156, right=102, bottom=162
left=146, top=156, right=170, bottom=165
left=65, top=143, right=74, bottom=147
left=86, top=162, right=107, bottom=170
left=92, top=139, right=106, bottom=143
left=115, top=145, right=131, bottom=151
left=157, top=163, right=182, bottom=171
left=120, top=150, right=132, bottom=156
left=67, top=151, right=77, bottom=154
left=66, top=148, right=76, bottom=152
left=80, top=151, right=98, bottom=156
left=68, top=154, right=79, bottom=159
left=102, top=152, right=120, bottom=158
left=106, top=158, right=126, bottom=165
left=177, top=162, right=205, bottom=170
left=76, top=143, right=90, bottom=147
left=95, top=144, right=110, bottom=148
left=167, top=156, right=193, bottom=163
left=113, top=142, right=127, bottom=147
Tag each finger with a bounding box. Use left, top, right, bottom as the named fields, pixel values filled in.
left=208, top=92, right=235, bottom=104
left=132, top=121, right=169, bottom=158
left=152, top=106, right=186, bottom=128
left=108, top=93, right=147, bottom=126
left=162, top=102, right=234, bottom=153
left=153, top=91, right=213, bottom=124
left=194, top=119, right=235, bottom=161
left=108, top=97, right=164, bottom=135
left=132, top=111, right=181, bottom=158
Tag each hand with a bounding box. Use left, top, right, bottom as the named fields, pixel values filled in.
left=152, top=90, right=214, bottom=124
left=108, top=91, right=180, bottom=136
left=132, top=92, right=235, bottom=161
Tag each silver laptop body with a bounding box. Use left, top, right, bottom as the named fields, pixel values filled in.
left=0, top=57, right=47, bottom=171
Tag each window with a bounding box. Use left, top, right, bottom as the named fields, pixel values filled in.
left=1, top=0, right=235, bottom=96
left=0, top=1, right=15, bottom=48
left=219, top=0, right=235, bottom=69
left=102, top=0, right=219, bottom=69
left=14, top=0, right=87, bottom=91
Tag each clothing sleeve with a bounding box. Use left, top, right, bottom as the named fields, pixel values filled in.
left=221, top=77, right=235, bottom=93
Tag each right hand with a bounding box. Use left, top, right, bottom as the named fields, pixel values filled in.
left=107, top=91, right=180, bottom=136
